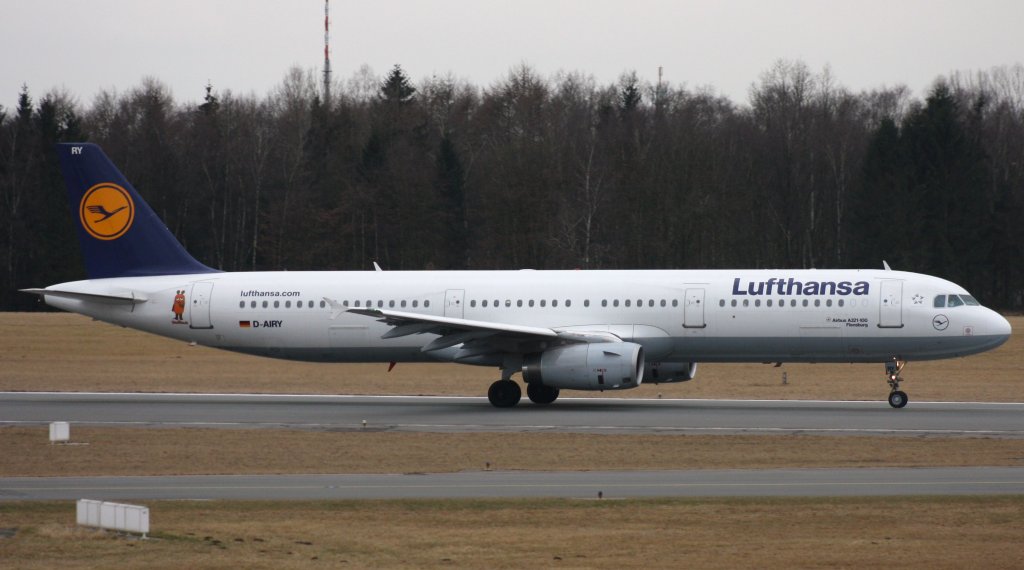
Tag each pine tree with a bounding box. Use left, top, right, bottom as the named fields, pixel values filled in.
left=379, top=64, right=416, bottom=104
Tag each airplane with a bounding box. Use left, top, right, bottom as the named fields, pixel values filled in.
left=23, top=143, right=1012, bottom=408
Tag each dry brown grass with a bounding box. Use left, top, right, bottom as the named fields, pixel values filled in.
left=2, top=426, right=1022, bottom=477
left=2, top=498, right=1022, bottom=569
left=1, top=313, right=1022, bottom=401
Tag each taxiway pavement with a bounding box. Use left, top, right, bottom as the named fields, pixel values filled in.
left=3, top=467, right=1023, bottom=501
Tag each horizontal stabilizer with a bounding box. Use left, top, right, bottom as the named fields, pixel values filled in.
left=21, top=287, right=149, bottom=305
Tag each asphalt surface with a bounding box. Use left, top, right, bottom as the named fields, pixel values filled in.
left=2, top=392, right=1023, bottom=437
left=3, top=467, right=1024, bottom=501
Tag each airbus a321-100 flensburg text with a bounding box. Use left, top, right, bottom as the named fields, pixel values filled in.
left=25, top=144, right=1012, bottom=408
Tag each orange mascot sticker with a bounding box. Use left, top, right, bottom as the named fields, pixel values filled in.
left=79, top=183, right=135, bottom=240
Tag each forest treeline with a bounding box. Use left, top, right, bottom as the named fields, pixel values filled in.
left=1, top=61, right=1023, bottom=311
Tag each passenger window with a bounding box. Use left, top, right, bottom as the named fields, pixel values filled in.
left=239, top=301, right=245, bottom=308
left=413, top=300, right=419, bottom=308
left=540, top=300, right=546, bottom=307
left=529, top=300, right=535, bottom=307
left=250, top=301, right=256, bottom=308
left=402, top=300, right=407, bottom=308
left=934, top=295, right=945, bottom=308
left=838, top=299, right=844, bottom=307
left=731, top=299, right=737, bottom=307
left=566, top=300, right=572, bottom=307
left=584, top=300, right=590, bottom=307
left=263, top=300, right=268, bottom=308
left=637, top=299, right=642, bottom=307
left=947, top=295, right=964, bottom=308
left=719, top=299, right=725, bottom=307
left=274, top=300, right=280, bottom=308
left=754, top=299, right=761, bottom=307
left=285, top=300, right=291, bottom=308
left=517, top=300, right=523, bottom=307
left=424, top=300, right=430, bottom=308
left=742, top=299, right=749, bottom=307
left=791, top=300, right=797, bottom=307
left=552, top=300, right=558, bottom=307
left=601, top=300, right=608, bottom=307
left=660, top=300, right=666, bottom=307
left=482, top=300, right=488, bottom=307
left=625, top=300, right=631, bottom=307
left=308, top=300, right=314, bottom=308
left=826, top=299, right=832, bottom=307
left=613, top=300, right=619, bottom=307
left=767, top=299, right=772, bottom=307
left=802, top=300, right=808, bottom=307
left=505, top=300, right=511, bottom=307
left=814, top=299, right=820, bottom=307
left=377, top=300, right=384, bottom=308
left=319, top=300, right=325, bottom=308
left=672, top=300, right=678, bottom=307
left=389, top=300, right=395, bottom=308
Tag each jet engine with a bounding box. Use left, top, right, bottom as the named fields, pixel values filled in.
left=522, top=342, right=644, bottom=390
left=645, top=361, right=698, bottom=384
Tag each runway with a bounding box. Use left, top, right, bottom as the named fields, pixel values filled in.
left=3, top=467, right=1024, bottom=501
left=2, top=392, right=1023, bottom=437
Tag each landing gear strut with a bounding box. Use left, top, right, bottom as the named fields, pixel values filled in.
left=885, top=359, right=908, bottom=409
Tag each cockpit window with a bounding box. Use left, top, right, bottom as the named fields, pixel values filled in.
left=947, top=295, right=964, bottom=308
left=962, top=295, right=980, bottom=306
left=933, top=295, right=945, bottom=308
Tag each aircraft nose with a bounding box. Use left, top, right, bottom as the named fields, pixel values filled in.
left=985, top=310, right=1012, bottom=348
left=994, top=312, right=1012, bottom=338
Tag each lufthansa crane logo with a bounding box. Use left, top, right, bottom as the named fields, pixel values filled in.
left=79, top=183, right=134, bottom=240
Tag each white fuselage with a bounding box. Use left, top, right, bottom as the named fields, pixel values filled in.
left=41, top=268, right=1011, bottom=366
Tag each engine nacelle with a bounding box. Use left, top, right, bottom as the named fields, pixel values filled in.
left=522, top=342, right=644, bottom=390
left=645, top=362, right=698, bottom=384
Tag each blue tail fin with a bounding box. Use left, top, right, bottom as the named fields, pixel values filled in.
left=56, top=143, right=218, bottom=279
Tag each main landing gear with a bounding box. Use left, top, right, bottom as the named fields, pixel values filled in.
left=487, top=379, right=521, bottom=408
left=487, top=367, right=561, bottom=407
left=487, top=380, right=560, bottom=407
left=526, top=382, right=560, bottom=405
left=885, top=359, right=908, bottom=409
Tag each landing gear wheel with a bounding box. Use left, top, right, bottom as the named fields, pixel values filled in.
left=527, top=383, right=560, bottom=405
left=488, top=379, right=522, bottom=408
left=888, top=390, right=908, bottom=409
left=884, top=359, right=908, bottom=409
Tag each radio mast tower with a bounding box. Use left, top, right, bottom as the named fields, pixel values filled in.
left=323, top=0, right=332, bottom=102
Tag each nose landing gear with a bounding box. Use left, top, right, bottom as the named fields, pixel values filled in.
left=885, top=359, right=908, bottom=408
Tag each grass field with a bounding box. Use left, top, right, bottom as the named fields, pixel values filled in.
left=2, top=498, right=1022, bottom=569
left=1, top=312, right=1021, bottom=401
left=3, top=426, right=1024, bottom=476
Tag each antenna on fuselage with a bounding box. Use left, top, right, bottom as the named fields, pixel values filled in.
left=882, top=260, right=892, bottom=271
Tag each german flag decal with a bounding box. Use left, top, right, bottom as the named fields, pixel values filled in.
left=239, top=321, right=251, bottom=328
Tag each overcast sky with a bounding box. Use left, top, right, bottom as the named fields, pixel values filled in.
left=3, top=0, right=1023, bottom=111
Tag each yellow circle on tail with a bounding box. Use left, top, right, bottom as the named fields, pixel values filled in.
left=79, top=183, right=134, bottom=240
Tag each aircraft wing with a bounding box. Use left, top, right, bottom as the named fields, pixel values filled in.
left=341, top=305, right=622, bottom=355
